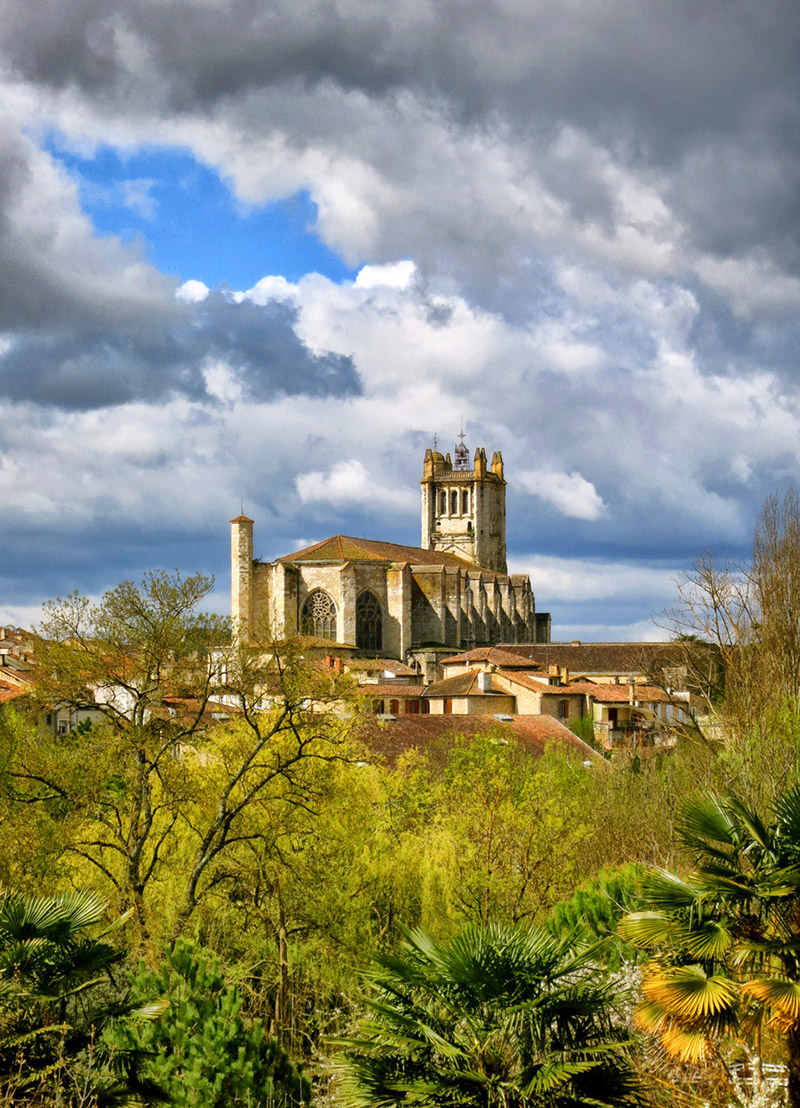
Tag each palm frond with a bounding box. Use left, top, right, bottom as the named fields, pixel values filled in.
left=678, top=920, right=733, bottom=960
left=658, top=1025, right=713, bottom=1064
left=642, top=965, right=739, bottom=1019
left=640, top=870, right=699, bottom=911
left=617, top=912, right=676, bottom=949
left=743, top=976, right=800, bottom=1023
left=679, top=793, right=738, bottom=850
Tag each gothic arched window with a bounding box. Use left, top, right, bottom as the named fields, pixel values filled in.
left=451, top=490, right=458, bottom=514
left=440, top=491, right=447, bottom=514
left=301, top=590, right=337, bottom=640
left=462, top=489, right=469, bottom=514
left=356, top=590, right=383, bottom=653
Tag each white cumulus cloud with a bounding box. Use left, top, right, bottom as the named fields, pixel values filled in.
left=516, top=470, right=608, bottom=521
left=295, top=459, right=415, bottom=512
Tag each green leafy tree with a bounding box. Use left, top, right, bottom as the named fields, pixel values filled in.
left=341, top=922, right=642, bottom=1108
left=547, top=866, right=645, bottom=968
left=7, top=573, right=357, bottom=947
left=432, top=733, right=592, bottom=926
left=0, top=890, right=162, bottom=1106
left=107, top=939, right=310, bottom=1108
left=619, top=786, right=800, bottom=1106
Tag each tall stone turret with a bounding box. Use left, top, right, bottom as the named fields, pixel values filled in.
left=230, top=514, right=254, bottom=642
left=421, top=437, right=507, bottom=573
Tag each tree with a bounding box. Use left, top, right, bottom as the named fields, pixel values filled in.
left=106, top=939, right=310, bottom=1108
left=431, top=733, right=592, bottom=926
left=663, top=490, right=800, bottom=801
left=8, top=572, right=358, bottom=947
left=341, top=923, right=642, bottom=1108
left=546, top=866, right=646, bottom=969
left=619, top=786, right=800, bottom=1107
left=0, top=890, right=163, bottom=1106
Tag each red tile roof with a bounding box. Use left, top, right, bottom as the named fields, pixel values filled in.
left=0, top=681, right=26, bottom=703
left=279, top=535, right=479, bottom=570
left=496, top=670, right=669, bottom=703
left=347, top=658, right=419, bottom=677
left=441, top=646, right=542, bottom=670
left=361, top=684, right=426, bottom=697
left=423, top=670, right=509, bottom=697
left=490, top=642, right=684, bottom=674
left=359, top=714, right=603, bottom=766
left=496, top=670, right=587, bottom=696
left=569, top=682, right=669, bottom=703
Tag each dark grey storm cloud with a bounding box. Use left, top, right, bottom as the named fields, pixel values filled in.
left=0, top=292, right=360, bottom=409
left=0, top=121, right=180, bottom=331
left=3, top=0, right=799, bottom=277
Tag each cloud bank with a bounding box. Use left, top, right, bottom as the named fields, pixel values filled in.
left=1, top=0, right=799, bottom=639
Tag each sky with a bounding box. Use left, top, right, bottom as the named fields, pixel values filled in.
left=1, top=0, right=799, bottom=642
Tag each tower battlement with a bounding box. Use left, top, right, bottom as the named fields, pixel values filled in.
left=421, top=438, right=507, bottom=573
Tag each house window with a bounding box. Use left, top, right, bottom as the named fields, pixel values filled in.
left=559, top=699, right=568, bottom=719
left=356, top=590, right=383, bottom=653
left=406, top=699, right=419, bottom=714
left=444, top=697, right=453, bottom=714
left=301, top=590, right=337, bottom=640
left=390, top=699, right=400, bottom=715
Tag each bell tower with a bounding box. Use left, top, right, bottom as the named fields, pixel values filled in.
left=421, top=432, right=507, bottom=573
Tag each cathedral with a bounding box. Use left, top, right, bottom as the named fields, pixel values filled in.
left=230, top=439, right=550, bottom=663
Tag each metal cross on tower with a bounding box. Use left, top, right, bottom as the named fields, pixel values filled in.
left=454, top=420, right=469, bottom=469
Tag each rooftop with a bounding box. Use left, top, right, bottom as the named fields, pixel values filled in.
left=359, top=713, right=602, bottom=767
left=278, top=535, right=480, bottom=570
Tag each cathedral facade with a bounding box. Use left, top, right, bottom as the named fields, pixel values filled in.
left=231, top=443, right=550, bottom=659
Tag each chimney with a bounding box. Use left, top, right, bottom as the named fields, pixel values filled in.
left=477, top=671, right=492, bottom=693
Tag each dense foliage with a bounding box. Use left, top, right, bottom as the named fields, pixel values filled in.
left=0, top=891, right=163, bottom=1106
left=340, top=923, right=642, bottom=1108
left=4, top=490, right=800, bottom=1104
left=107, top=940, right=310, bottom=1108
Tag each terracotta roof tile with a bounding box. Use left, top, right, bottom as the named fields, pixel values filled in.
left=441, top=646, right=542, bottom=669
left=496, top=671, right=587, bottom=695
left=423, top=670, right=508, bottom=697
left=361, top=684, right=426, bottom=697
left=279, top=535, right=481, bottom=570
left=491, top=642, right=683, bottom=674
left=347, top=658, right=418, bottom=676
left=358, top=714, right=603, bottom=766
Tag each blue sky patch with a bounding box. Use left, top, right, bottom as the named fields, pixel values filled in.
left=48, top=140, right=359, bottom=289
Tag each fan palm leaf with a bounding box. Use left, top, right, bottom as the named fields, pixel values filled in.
left=621, top=785, right=800, bottom=1108
left=341, top=923, right=642, bottom=1108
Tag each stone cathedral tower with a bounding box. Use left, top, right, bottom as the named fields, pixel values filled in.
left=420, top=434, right=507, bottom=574
left=231, top=437, right=548, bottom=653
